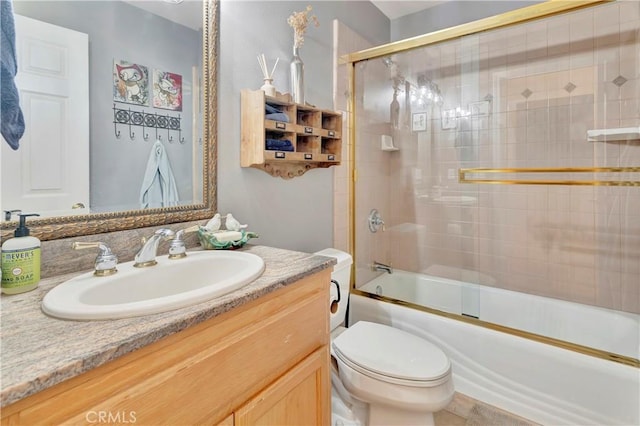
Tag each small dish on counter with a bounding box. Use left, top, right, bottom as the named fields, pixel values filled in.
left=197, top=227, right=258, bottom=250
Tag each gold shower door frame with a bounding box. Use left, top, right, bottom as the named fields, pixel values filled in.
left=343, top=0, right=639, bottom=367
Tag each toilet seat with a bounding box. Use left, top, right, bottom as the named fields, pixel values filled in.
left=332, top=321, right=451, bottom=387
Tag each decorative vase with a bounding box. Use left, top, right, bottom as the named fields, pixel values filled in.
left=390, top=90, right=400, bottom=129
left=290, top=46, right=304, bottom=104
left=260, top=78, right=276, bottom=97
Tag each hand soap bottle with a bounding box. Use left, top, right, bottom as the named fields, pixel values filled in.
left=1, top=213, right=41, bottom=294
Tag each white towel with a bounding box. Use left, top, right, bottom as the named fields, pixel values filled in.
left=139, top=140, right=179, bottom=209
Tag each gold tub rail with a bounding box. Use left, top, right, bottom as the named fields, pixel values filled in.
left=459, top=167, right=640, bottom=186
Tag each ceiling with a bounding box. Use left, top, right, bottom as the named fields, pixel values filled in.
left=371, top=0, right=449, bottom=20
left=126, top=1, right=446, bottom=29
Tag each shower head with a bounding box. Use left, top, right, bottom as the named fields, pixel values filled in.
left=416, top=74, right=443, bottom=105
left=383, top=56, right=402, bottom=85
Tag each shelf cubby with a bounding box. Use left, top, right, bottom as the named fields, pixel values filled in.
left=241, top=89, right=342, bottom=178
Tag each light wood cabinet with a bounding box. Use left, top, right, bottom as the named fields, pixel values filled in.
left=1, top=270, right=331, bottom=426
left=235, top=347, right=328, bottom=426
left=241, top=89, right=342, bottom=179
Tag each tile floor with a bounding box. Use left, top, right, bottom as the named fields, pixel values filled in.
left=434, top=393, right=539, bottom=426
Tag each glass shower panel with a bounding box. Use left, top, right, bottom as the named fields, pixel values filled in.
left=353, top=1, right=639, bottom=357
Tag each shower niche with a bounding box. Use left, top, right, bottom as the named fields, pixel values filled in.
left=240, top=89, right=342, bottom=179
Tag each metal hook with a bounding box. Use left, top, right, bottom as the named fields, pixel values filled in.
left=128, top=108, right=135, bottom=140
left=113, top=104, right=121, bottom=139
left=167, top=126, right=173, bottom=143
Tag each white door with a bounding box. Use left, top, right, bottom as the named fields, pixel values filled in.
left=1, top=14, right=89, bottom=219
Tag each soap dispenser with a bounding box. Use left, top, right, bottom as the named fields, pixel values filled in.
left=1, top=213, right=41, bottom=294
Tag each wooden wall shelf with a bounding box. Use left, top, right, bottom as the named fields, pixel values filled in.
left=241, top=90, right=342, bottom=179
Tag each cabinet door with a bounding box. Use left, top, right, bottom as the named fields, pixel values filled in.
left=235, top=347, right=330, bottom=426
left=217, top=413, right=234, bottom=425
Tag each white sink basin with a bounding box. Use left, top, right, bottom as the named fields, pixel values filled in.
left=42, top=251, right=265, bottom=320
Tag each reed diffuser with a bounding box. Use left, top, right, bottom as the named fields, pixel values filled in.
left=257, top=54, right=279, bottom=97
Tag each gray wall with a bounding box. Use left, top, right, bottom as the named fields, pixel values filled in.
left=218, top=0, right=388, bottom=253
left=13, top=1, right=201, bottom=212
left=391, top=1, right=543, bottom=41
left=218, top=1, right=547, bottom=254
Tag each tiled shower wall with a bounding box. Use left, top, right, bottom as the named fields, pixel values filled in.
left=351, top=1, right=640, bottom=314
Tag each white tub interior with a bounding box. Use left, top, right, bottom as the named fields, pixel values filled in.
left=359, top=269, right=639, bottom=359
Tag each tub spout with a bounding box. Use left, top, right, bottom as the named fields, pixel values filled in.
left=373, top=261, right=393, bottom=274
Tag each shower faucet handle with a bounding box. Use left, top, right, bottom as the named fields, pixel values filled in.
left=368, top=209, right=385, bottom=233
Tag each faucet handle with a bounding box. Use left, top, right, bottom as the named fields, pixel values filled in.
left=168, top=226, right=200, bottom=259
left=368, top=209, right=386, bottom=233
left=72, top=242, right=118, bottom=276
left=168, top=230, right=187, bottom=259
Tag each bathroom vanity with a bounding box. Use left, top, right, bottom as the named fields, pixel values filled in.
left=0, top=245, right=334, bottom=425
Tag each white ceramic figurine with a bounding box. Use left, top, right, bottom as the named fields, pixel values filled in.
left=225, top=213, right=248, bottom=231
left=204, top=213, right=221, bottom=231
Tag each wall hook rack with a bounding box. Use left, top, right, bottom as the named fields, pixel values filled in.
left=113, top=104, right=183, bottom=143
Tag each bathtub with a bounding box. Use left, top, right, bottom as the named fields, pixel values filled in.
left=351, top=270, right=640, bottom=426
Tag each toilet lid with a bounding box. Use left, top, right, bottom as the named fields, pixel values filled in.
left=332, top=321, right=450, bottom=382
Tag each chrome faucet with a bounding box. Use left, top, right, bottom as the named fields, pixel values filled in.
left=373, top=261, right=393, bottom=274
left=134, top=228, right=175, bottom=267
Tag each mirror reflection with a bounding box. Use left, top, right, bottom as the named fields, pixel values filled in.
left=1, top=0, right=204, bottom=220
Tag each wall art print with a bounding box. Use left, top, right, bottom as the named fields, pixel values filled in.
left=441, top=108, right=457, bottom=130
left=411, top=112, right=427, bottom=132
left=153, top=69, right=182, bottom=111
left=113, top=60, right=149, bottom=106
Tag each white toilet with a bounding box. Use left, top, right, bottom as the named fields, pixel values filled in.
left=315, top=249, right=455, bottom=426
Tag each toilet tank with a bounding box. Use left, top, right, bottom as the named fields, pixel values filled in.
left=314, top=248, right=353, bottom=331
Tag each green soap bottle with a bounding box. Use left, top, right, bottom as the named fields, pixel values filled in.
left=1, top=213, right=41, bottom=295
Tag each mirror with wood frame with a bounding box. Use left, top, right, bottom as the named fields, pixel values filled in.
left=0, top=0, right=217, bottom=241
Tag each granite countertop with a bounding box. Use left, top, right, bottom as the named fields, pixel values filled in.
left=0, top=245, right=335, bottom=408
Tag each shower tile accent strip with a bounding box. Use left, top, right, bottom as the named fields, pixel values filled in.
left=612, top=75, right=628, bottom=87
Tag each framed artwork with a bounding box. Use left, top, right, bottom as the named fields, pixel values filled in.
left=442, top=109, right=457, bottom=130
left=153, top=69, right=183, bottom=111
left=113, top=60, right=149, bottom=106
left=469, top=100, right=491, bottom=116
left=411, top=112, right=427, bottom=132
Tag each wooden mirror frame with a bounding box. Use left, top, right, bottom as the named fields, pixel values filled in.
left=1, top=0, right=218, bottom=242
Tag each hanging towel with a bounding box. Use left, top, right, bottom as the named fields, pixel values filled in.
left=1, top=0, right=25, bottom=150
left=139, top=140, right=179, bottom=209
